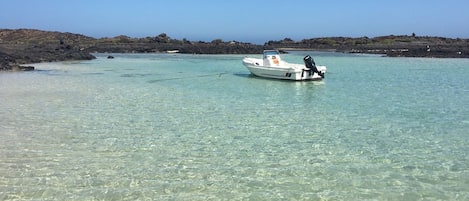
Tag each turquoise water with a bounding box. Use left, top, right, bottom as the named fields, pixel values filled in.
left=1, top=52, right=468, bottom=200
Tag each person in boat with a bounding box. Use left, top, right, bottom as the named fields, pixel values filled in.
left=272, top=55, right=279, bottom=65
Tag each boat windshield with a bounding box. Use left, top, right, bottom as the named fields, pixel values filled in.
left=264, top=50, right=279, bottom=56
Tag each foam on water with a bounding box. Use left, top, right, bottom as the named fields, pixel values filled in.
left=1, top=53, right=468, bottom=200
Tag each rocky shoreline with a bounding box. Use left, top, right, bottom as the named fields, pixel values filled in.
left=0, top=29, right=97, bottom=71
left=1, top=29, right=468, bottom=71
left=267, top=35, right=469, bottom=58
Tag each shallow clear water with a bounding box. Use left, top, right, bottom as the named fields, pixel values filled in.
left=1, top=52, right=468, bottom=200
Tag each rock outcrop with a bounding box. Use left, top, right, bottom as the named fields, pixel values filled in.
left=265, top=35, right=469, bottom=58
left=0, top=29, right=264, bottom=70
left=85, top=34, right=264, bottom=54
left=1, top=29, right=468, bottom=71
left=0, top=29, right=96, bottom=71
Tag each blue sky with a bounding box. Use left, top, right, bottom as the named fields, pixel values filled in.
left=1, top=0, right=468, bottom=44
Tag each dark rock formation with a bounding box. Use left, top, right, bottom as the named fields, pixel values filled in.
left=0, top=29, right=96, bottom=71
left=0, top=29, right=265, bottom=71
left=1, top=29, right=468, bottom=71
left=266, top=35, right=469, bottom=58
left=0, top=51, right=15, bottom=70
left=86, top=34, right=264, bottom=54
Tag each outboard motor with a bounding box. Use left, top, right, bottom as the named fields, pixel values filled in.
left=303, top=55, right=324, bottom=78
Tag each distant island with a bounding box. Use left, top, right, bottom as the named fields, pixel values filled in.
left=1, top=29, right=468, bottom=71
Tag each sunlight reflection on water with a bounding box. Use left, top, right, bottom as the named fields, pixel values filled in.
left=1, top=53, right=468, bottom=200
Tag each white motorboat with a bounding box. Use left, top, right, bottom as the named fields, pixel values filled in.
left=242, top=50, right=326, bottom=81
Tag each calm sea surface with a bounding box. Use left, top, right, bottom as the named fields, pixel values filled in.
left=1, top=52, right=468, bottom=200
